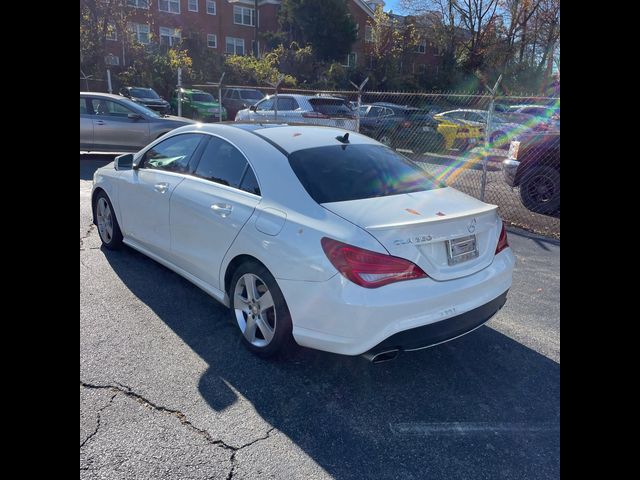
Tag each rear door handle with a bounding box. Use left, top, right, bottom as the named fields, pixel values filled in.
left=211, top=203, right=233, bottom=218
left=154, top=182, right=169, bottom=193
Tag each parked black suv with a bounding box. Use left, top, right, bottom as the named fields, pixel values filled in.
left=119, top=87, right=171, bottom=114
left=359, top=102, right=446, bottom=156
left=502, top=131, right=560, bottom=215
left=222, top=87, right=265, bottom=119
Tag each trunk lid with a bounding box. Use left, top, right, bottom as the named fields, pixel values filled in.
left=323, top=187, right=501, bottom=281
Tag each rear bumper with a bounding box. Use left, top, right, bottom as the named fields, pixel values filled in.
left=363, top=290, right=508, bottom=357
left=278, top=249, right=515, bottom=356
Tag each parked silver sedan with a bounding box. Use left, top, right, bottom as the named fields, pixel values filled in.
left=80, top=92, right=195, bottom=152
left=235, top=94, right=357, bottom=131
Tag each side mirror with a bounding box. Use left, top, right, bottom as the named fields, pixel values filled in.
left=128, top=113, right=143, bottom=121
left=114, top=153, right=134, bottom=171
left=249, top=105, right=257, bottom=112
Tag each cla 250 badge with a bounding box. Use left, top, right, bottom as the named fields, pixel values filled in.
left=394, top=235, right=433, bottom=246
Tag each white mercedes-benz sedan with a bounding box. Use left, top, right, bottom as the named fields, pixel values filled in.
left=92, top=123, right=515, bottom=362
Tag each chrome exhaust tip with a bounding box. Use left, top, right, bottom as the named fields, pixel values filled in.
left=363, top=349, right=400, bottom=364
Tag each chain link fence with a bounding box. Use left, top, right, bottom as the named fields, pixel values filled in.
left=217, top=83, right=559, bottom=238
left=81, top=75, right=559, bottom=237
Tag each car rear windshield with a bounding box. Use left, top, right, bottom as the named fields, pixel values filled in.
left=309, top=98, right=353, bottom=116
left=130, top=88, right=159, bottom=99
left=288, top=144, right=444, bottom=204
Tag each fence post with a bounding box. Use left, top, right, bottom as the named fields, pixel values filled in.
left=215, top=72, right=225, bottom=122
left=106, top=68, right=112, bottom=94
left=177, top=67, right=182, bottom=117
left=349, top=77, right=369, bottom=133
left=481, top=74, right=502, bottom=202
left=266, top=75, right=285, bottom=121
left=81, top=70, right=92, bottom=91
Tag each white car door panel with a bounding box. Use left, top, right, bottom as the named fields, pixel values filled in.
left=117, top=133, right=205, bottom=258
left=170, top=179, right=260, bottom=289
left=119, top=170, right=184, bottom=256
left=169, top=135, right=261, bottom=290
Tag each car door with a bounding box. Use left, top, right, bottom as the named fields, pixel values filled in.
left=80, top=97, right=93, bottom=150
left=118, top=133, right=205, bottom=258
left=248, top=97, right=275, bottom=121
left=274, top=96, right=300, bottom=123
left=88, top=97, right=151, bottom=151
left=170, top=135, right=262, bottom=290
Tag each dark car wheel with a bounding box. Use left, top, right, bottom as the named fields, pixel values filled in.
left=93, top=191, right=123, bottom=250
left=519, top=166, right=560, bottom=215
left=229, top=261, right=295, bottom=358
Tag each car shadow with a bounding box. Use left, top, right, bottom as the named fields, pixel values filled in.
left=102, top=245, right=559, bottom=479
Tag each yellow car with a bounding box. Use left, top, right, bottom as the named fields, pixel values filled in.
left=434, top=116, right=484, bottom=151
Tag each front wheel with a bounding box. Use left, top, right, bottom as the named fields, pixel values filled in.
left=229, top=261, right=295, bottom=358
left=93, top=191, right=123, bottom=249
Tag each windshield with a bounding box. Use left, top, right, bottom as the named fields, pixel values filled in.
left=288, top=144, right=444, bottom=204
left=191, top=93, right=215, bottom=103
left=130, top=88, right=160, bottom=99
left=240, top=90, right=264, bottom=100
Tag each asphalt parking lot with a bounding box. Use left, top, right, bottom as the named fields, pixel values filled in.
left=81, top=155, right=560, bottom=480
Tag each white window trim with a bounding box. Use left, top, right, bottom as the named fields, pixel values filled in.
left=233, top=5, right=255, bottom=26
left=105, top=55, right=120, bottom=66
left=364, top=25, right=373, bottom=43
left=188, top=0, right=198, bottom=12
left=342, top=52, right=357, bottom=68
left=129, top=22, right=151, bottom=44
left=106, top=24, right=118, bottom=41
left=206, top=0, right=217, bottom=15
left=225, top=37, right=245, bottom=55
left=416, top=39, right=427, bottom=54
left=160, top=26, right=181, bottom=46
left=207, top=33, right=217, bottom=49
left=128, top=0, right=149, bottom=9
left=158, top=0, right=180, bottom=14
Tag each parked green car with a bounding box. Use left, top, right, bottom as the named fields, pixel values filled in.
left=169, top=88, right=228, bottom=122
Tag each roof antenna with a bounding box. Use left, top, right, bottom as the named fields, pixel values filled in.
left=336, top=132, right=350, bottom=144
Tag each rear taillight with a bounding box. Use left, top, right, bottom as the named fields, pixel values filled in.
left=495, top=223, right=509, bottom=254
left=303, top=112, right=330, bottom=119
left=321, top=238, right=427, bottom=288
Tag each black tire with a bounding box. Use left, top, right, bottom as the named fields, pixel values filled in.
left=519, top=166, right=560, bottom=215
left=229, top=261, right=295, bottom=358
left=92, top=190, right=123, bottom=250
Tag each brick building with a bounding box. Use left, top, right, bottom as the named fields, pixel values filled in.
left=104, top=0, right=440, bottom=77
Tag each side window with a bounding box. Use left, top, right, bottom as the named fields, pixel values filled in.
left=232, top=90, right=241, bottom=100
left=240, top=168, right=261, bottom=196
left=368, top=107, right=382, bottom=117
left=90, top=99, right=134, bottom=117
left=194, top=136, right=248, bottom=189
left=383, top=108, right=395, bottom=117
left=277, top=97, right=297, bottom=110
left=142, top=134, right=203, bottom=173
left=256, top=98, right=274, bottom=111
left=80, top=98, right=88, bottom=114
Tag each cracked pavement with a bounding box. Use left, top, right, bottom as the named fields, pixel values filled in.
left=81, top=155, right=560, bottom=479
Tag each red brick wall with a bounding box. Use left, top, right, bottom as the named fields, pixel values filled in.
left=103, top=1, right=439, bottom=76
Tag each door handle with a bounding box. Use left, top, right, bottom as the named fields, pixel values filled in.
left=154, top=182, right=169, bottom=193
left=95, top=120, right=105, bottom=125
left=211, top=203, right=233, bottom=218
